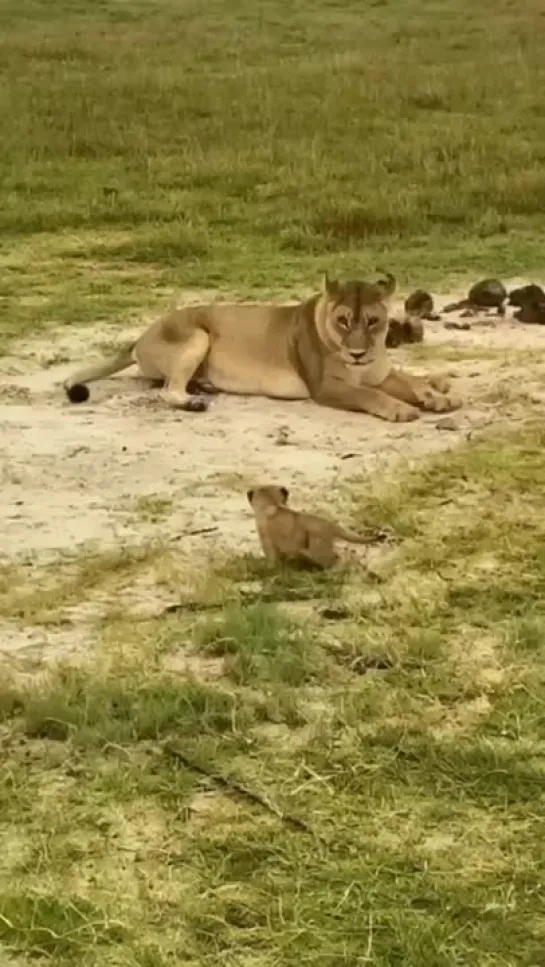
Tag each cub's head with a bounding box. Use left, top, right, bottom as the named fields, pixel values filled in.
left=314, top=272, right=395, bottom=369
left=247, top=485, right=289, bottom=514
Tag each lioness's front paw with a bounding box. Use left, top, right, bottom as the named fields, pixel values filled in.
left=387, top=401, right=420, bottom=422
left=429, top=374, right=451, bottom=394
left=444, top=393, right=463, bottom=411
left=419, top=389, right=462, bottom=413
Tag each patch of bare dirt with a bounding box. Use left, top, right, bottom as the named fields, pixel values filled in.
left=1, top=281, right=545, bottom=658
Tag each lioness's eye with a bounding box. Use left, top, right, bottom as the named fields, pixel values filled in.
left=337, top=315, right=350, bottom=329
left=367, top=316, right=380, bottom=327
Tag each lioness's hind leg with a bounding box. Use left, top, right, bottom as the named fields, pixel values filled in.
left=159, top=330, right=211, bottom=412
left=186, top=376, right=220, bottom=396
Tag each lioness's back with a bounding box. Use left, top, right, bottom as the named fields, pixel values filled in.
left=203, top=301, right=301, bottom=339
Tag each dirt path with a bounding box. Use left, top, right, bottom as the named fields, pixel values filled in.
left=2, top=281, right=545, bottom=564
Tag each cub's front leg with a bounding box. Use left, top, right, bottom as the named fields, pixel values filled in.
left=255, top=523, right=280, bottom=563
left=380, top=369, right=462, bottom=413
left=315, top=381, right=419, bottom=422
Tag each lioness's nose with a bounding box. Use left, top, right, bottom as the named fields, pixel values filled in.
left=350, top=350, right=366, bottom=361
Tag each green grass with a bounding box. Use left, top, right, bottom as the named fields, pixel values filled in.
left=2, top=424, right=545, bottom=965
left=195, top=603, right=326, bottom=687
left=1, top=0, right=545, bottom=352
left=0, top=544, right=167, bottom=626
left=2, top=1, right=545, bottom=963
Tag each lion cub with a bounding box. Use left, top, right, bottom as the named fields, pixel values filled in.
left=247, top=485, right=370, bottom=569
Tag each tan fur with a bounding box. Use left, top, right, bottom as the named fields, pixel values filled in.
left=64, top=273, right=461, bottom=421
left=247, top=485, right=373, bottom=569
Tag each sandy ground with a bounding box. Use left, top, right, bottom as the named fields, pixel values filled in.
left=2, top=279, right=545, bottom=658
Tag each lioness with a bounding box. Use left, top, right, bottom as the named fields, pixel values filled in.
left=64, top=273, right=460, bottom=422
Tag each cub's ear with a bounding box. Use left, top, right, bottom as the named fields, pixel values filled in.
left=322, top=272, right=339, bottom=297
left=247, top=489, right=254, bottom=504
left=280, top=486, right=289, bottom=502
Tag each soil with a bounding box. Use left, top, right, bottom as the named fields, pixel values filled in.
left=2, top=278, right=545, bottom=658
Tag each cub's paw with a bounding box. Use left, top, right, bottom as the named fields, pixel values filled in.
left=387, top=401, right=420, bottom=422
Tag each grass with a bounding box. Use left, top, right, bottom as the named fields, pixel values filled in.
left=1, top=0, right=545, bottom=353
left=2, top=423, right=545, bottom=965
left=2, top=1, right=545, bottom=963
left=133, top=494, right=174, bottom=524
left=0, top=544, right=168, bottom=627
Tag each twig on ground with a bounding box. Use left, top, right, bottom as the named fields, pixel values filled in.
left=163, top=741, right=316, bottom=836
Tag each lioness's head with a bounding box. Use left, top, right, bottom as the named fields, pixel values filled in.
left=315, top=272, right=395, bottom=370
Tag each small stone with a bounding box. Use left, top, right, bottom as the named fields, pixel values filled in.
left=435, top=416, right=459, bottom=431
left=320, top=606, right=351, bottom=620
left=444, top=320, right=471, bottom=331
left=274, top=425, right=291, bottom=446
left=340, top=451, right=359, bottom=461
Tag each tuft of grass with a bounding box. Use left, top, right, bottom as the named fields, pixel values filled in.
left=347, top=422, right=545, bottom=540
left=0, top=543, right=167, bottom=626
left=133, top=495, right=174, bottom=524
left=195, top=602, right=326, bottom=687
left=19, top=673, right=242, bottom=745
left=0, top=893, right=127, bottom=959
left=212, top=553, right=350, bottom=599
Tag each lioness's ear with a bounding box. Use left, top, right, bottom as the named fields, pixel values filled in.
left=247, top=489, right=254, bottom=504
left=375, top=269, right=396, bottom=301
left=280, top=486, right=289, bottom=502
left=322, top=272, right=339, bottom=297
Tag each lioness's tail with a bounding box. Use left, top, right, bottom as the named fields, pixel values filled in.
left=63, top=342, right=136, bottom=403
